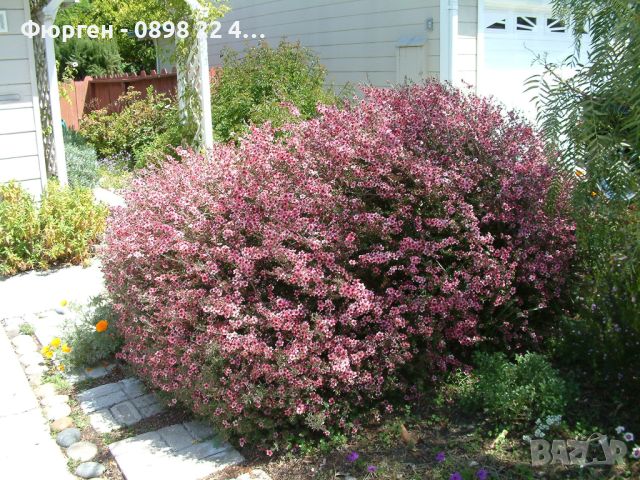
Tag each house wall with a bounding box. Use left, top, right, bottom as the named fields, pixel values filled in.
left=207, top=0, right=441, bottom=91
left=0, top=0, right=46, bottom=198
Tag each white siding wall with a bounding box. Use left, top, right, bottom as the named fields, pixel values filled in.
left=208, top=0, right=441, bottom=91
left=0, top=0, right=46, bottom=198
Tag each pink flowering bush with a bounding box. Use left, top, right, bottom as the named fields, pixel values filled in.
left=102, top=83, right=575, bottom=443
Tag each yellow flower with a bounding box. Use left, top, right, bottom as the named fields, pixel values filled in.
left=58, top=364, right=65, bottom=372
left=95, top=320, right=109, bottom=333
left=60, top=299, right=68, bottom=307
left=50, top=337, right=61, bottom=348
left=44, top=350, right=53, bottom=359
left=591, top=191, right=598, bottom=197
left=61, top=343, right=72, bottom=353
left=40, top=346, right=50, bottom=355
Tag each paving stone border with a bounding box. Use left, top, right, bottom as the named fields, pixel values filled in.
left=4, top=325, right=108, bottom=478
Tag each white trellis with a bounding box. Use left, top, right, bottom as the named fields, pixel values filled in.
left=29, top=0, right=215, bottom=186
left=30, top=0, right=69, bottom=185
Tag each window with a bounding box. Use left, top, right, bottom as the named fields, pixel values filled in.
left=487, top=19, right=506, bottom=30
left=547, top=18, right=567, bottom=33
left=516, top=16, right=537, bottom=31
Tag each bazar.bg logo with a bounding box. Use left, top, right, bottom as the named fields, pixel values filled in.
left=531, top=433, right=627, bottom=466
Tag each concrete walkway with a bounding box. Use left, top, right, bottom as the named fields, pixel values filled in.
left=0, top=261, right=106, bottom=479
left=0, top=260, right=105, bottom=320
left=0, top=326, right=73, bottom=479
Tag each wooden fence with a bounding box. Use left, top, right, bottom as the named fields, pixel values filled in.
left=59, top=68, right=215, bottom=130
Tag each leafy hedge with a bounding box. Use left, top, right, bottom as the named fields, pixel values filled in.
left=211, top=40, right=339, bottom=142
left=103, top=83, right=575, bottom=445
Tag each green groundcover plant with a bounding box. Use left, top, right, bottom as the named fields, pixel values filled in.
left=64, top=128, right=100, bottom=189
left=452, top=352, right=574, bottom=428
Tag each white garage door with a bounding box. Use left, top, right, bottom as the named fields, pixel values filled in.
left=480, top=9, right=575, bottom=120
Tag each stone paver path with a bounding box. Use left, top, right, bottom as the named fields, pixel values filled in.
left=80, top=378, right=165, bottom=432
left=1, top=260, right=251, bottom=480
left=109, top=422, right=244, bottom=480
left=0, top=326, right=73, bottom=479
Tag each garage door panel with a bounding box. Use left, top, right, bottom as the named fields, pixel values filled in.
left=481, top=9, right=576, bottom=119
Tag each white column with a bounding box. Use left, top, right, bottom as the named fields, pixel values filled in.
left=476, top=0, right=485, bottom=94
left=196, top=31, right=213, bottom=149
left=439, top=0, right=459, bottom=84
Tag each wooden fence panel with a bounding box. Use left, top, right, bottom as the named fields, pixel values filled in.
left=60, top=69, right=179, bottom=130
left=60, top=67, right=217, bottom=130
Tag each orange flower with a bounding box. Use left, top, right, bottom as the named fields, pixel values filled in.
left=95, top=320, right=109, bottom=333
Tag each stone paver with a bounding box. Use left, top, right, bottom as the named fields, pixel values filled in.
left=76, top=461, right=106, bottom=479
left=109, top=423, right=244, bottom=480
left=88, top=409, right=120, bottom=434
left=111, top=401, right=143, bottom=426
left=51, top=416, right=74, bottom=432
left=67, top=440, right=99, bottom=462
left=0, top=326, right=74, bottom=480
left=56, top=427, right=82, bottom=447
left=80, top=377, right=165, bottom=431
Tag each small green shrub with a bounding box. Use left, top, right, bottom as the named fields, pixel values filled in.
left=210, top=40, right=340, bottom=142
left=0, top=181, right=107, bottom=276
left=39, top=181, right=108, bottom=265
left=64, top=130, right=100, bottom=188
left=552, top=197, right=640, bottom=407
left=454, top=352, right=574, bottom=427
left=19, top=323, right=35, bottom=336
left=80, top=86, right=184, bottom=169
left=56, top=37, right=124, bottom=80
left=62, top=295, right=122, bottom=369
left=0, top=182, right=41, bottom=275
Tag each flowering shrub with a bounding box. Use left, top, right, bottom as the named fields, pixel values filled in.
left=102, top=83, right=575, bottom=443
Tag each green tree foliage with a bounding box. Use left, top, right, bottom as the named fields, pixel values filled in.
left=532, top=0, right=640, bottom=410
left=532, top=0, right=640, bottom=199
left=56, top=0, right=154, bottom=76
left=56, top=37, right=123, bottom=80
left=55, top=0, right=229, bottom=77
left=210, top=41, right=341, bottom=142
